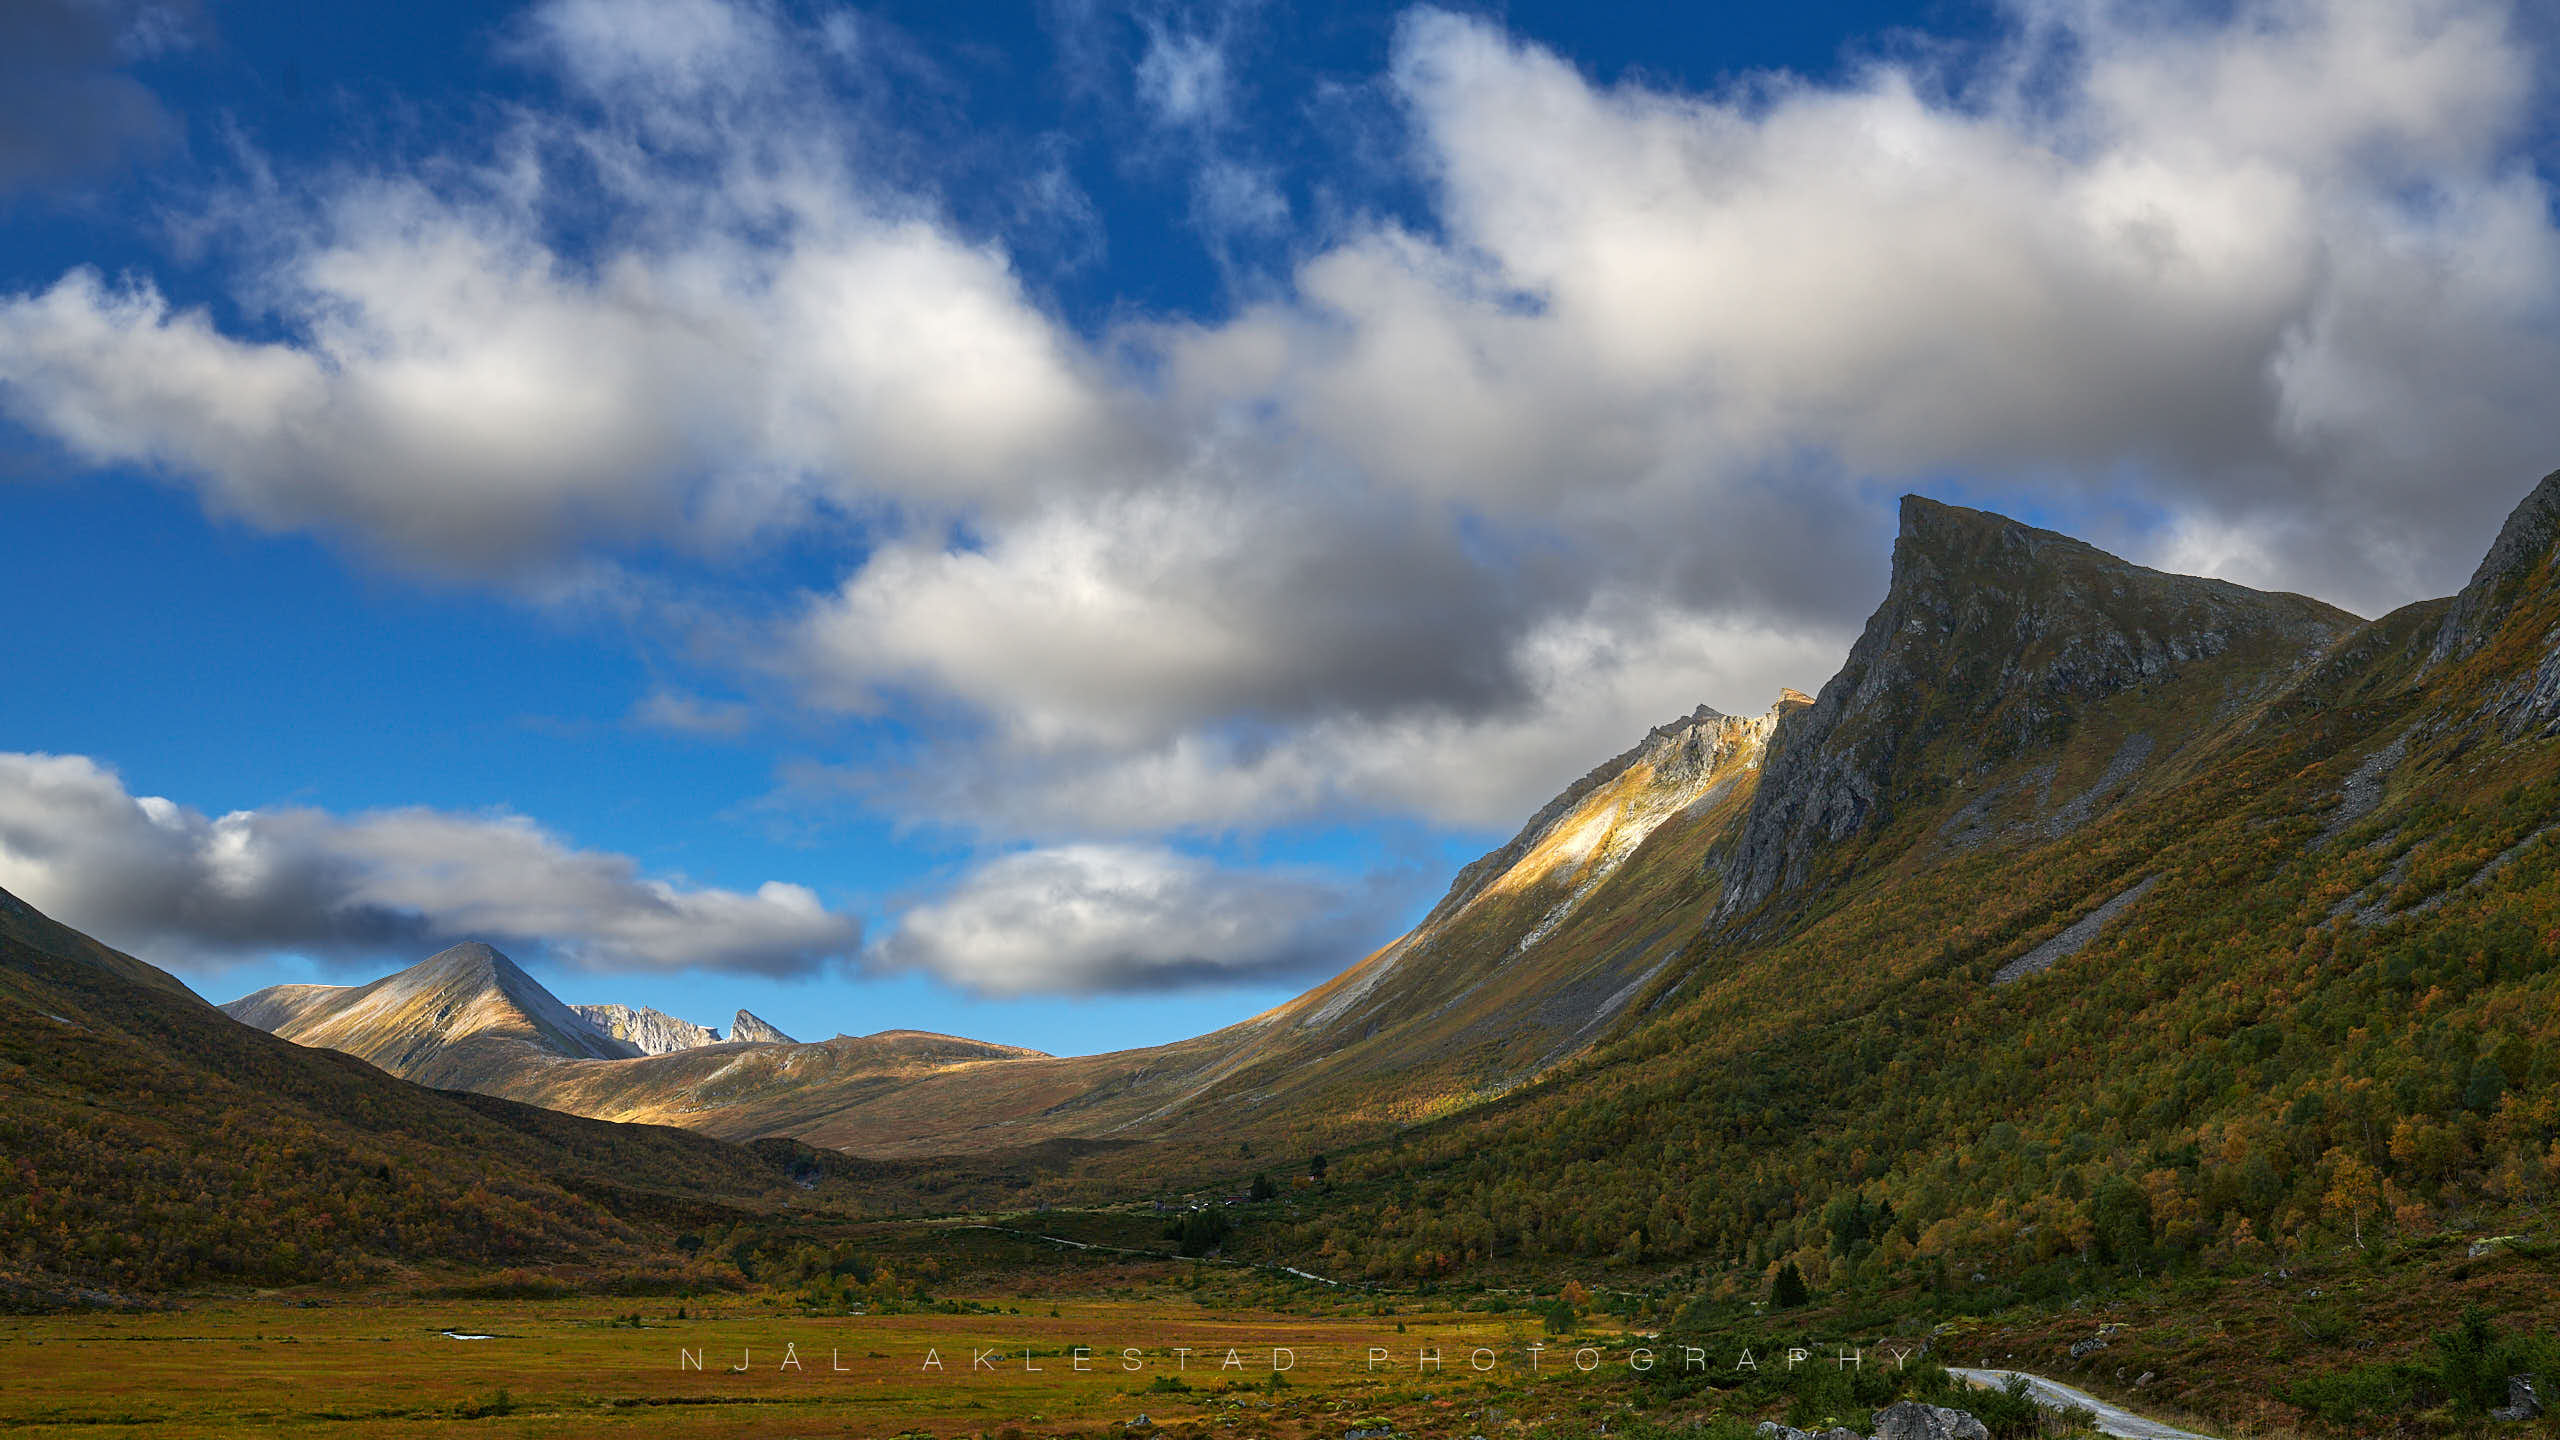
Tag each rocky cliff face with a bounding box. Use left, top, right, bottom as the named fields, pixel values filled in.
left=2425, top=468, right=2560, bottom=737
left=1717, top=496, right=2359, bottom=920
left=2429, top=468, right=2560, bottom=669
left=572, top=1002, right=721, bottom=1056
left=1421, top=696, right=1802, bottom=937
left=1419, top=702, right=1787, bottom=928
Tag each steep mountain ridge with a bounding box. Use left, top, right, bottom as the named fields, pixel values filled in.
left=562, top=1003, right=802, bottom=1055
left=2427, top=467, right=2560, bottom=671
left=572, top=1002, right=721, bottom=1055
left=1718, top=495, right=2360, bottom=921
left=2425, top=467, right=2560, bottom=737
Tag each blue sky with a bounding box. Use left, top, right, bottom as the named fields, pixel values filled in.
left=3, top=0, right=2557, bottom=1056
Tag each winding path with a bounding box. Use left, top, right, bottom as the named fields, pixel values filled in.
left=1949, top=1368, right=2217, bottom=1440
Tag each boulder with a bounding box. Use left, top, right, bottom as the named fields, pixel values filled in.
left=1872, top=1400, right=1991, bottom=1440
left=2491, top=1374, right=2543, bottom=1423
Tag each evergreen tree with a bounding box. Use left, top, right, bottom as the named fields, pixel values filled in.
left=1771, top=1260, right=1809, bottom=1309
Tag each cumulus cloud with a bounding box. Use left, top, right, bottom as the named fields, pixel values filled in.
left=796, top=600, right=1838, bottom=835
left=787, top=483, right=1538, bottom=747
left=0, top=0, right=1124, bottom=579
left=875, top=842, right=1406, bottom=995
left=4, top=0, right=2558, bottom=848
left=0, top=751, right=858, bottom=975
left=1162, top=0, right=2557, bottom=615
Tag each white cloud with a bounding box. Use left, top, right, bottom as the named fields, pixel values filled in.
left=876, top=842, right=1403, bottom=995
left=785, top=482, right=1536, bottom=748
left=3, top=0, right=2557, bottom=849
left=795, top=601, right=1837, bottom=835
left=0, top=0, right=1123, bottom=580
left=1136, top=24, right=1230, bottom=130
left=0, top=751, right=858, bottom=975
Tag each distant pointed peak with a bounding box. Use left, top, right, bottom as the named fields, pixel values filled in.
left=731, top=1009, right=797, bottom=1045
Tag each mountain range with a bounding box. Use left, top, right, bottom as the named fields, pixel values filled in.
left=219, top=952, right=804, bottom=1081
left=207, top=474, right=2556, bottom=1210
left=13, top=468, right=2560, bottom=1411
left=212, top=687, right=1814, bottom=1156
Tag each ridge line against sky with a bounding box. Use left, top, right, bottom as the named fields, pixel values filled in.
left=2, top=0, right=2557, bottom=1055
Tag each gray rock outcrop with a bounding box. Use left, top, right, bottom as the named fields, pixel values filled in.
left=2493, top=1373, right=2543, bottom=1422
left=1871, top=1400, right=1991, bottom=1440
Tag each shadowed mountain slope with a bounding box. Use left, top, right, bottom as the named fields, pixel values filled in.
left=0, top=885, right=866, bottom=1303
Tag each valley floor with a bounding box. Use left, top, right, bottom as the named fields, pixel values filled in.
left=0, top=1292, right=1653, bottom=1439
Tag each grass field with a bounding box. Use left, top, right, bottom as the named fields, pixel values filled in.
left=0, top=1292, right=1674, bottom=1439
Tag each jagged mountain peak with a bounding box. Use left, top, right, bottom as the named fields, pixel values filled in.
left=2430, top=466, right=2560, bottom=669
left=730, top=1009, right=797, bottom=1045
left=1717, top=497, right=2361, bottom=920
left=573, top=1002, right=722, bottom=1056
